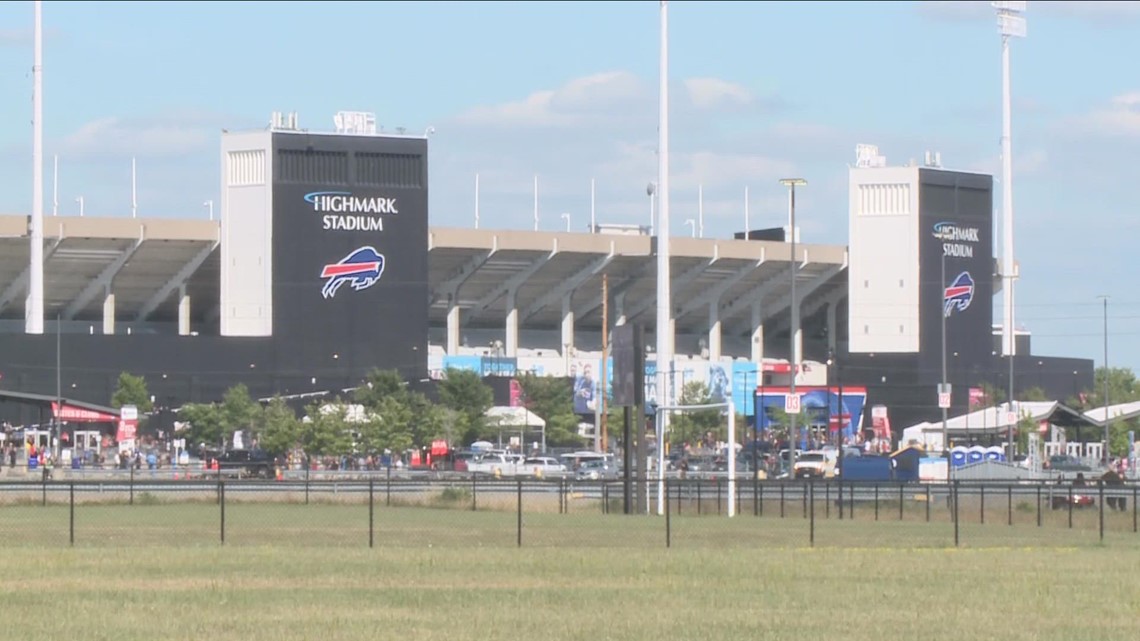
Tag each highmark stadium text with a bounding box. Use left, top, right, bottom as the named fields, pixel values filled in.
left=305, top=191, right=399, bottom=231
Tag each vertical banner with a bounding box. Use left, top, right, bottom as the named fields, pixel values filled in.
left=572, top=359, right=598, bottom=415
left=116, top=404, right=138, bottom=446
left=968, top=387, right=985, bottom=409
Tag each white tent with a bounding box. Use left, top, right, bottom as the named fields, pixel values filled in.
left=484, top=406, right=547, bottom=452
left=900, top=402, right=1082, bottom=452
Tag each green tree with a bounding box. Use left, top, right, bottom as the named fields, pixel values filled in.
left=110, top=372, right=153, bottom=413
left=977, top=382, right=1006, bottom=406
left=221, top=384, right=261, bottom=440
left=259, top=396, right=300, bottom=455
left=1021, top=386, right=1049, bottom=402
left=516, top=373, right=583, bottom=447
left=668, top=381, right=724, bottom=448
left=437, top=368, right=493, bottom=444
left=178, top=402, right=225, bottom=448
left=300, top=400, right=354, bottom=457
left=354, top=368, right=407, bottom=408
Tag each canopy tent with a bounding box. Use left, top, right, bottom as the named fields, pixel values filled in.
left=484, top=406, right=548, bottom=452
left=0, top=390, right=120, bottom=424
left=900, top=401, right=1097, bottom=453
left=1083, top=400, right=1140, bottom=425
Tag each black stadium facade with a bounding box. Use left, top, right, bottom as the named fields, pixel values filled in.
left=0, top=121, right=1093, bottom=433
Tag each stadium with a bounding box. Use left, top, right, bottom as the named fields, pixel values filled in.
left=0, top=112, right=1093, bottom=441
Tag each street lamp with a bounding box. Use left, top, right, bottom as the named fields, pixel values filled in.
left=560, top=212, right=571, bottom=232
left=684, top=219, right=696, bottom=237
left=1098, top=294, right=1110, bottom=462
left=75, top=196, right=84, bottom=217
left=646, top=182, right=657, bottom=236
left=779, top=178, right=806, bottom=474
left=941, top=250, right=949, bottom=457
left=203, top=200, right=214, bottom=221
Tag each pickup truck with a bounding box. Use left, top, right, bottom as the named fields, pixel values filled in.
left=466, top=453, right=521, bottom=477
left=216, top=449, right=275, bottom=479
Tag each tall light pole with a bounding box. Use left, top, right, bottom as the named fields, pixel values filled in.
left=75, top=196, right=84, bottom=217
left=27, top=0, right=45, bottom=335
left=1099, top=294, right=1110, bottom=462
left=561, top=212, right=571, bottom=232
left=655, top=0, right=673, bottom=516
left=684, top=219, right=695, bottom=237
left=780, top=178, right=806, bottom=474
left=203, top=200, right=214, bottom=221
left=697, top=184, right=704, bottom=238
left=941, top=251, right=949, bottom=456
left=993, top=1, right=1025, bottom=421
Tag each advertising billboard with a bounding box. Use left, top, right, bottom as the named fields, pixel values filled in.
left=753, top=386, right=868, bottom=441
left=271, top=134, right=429, bottom=378
left=918, top=169, right=994, bottom=379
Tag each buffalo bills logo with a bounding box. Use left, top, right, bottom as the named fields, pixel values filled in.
left=320, top=246, right=385, bottom=299
left=943, top=271, right=975, bottom=317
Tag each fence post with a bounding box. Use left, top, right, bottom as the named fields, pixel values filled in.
left=802, top=481, right=808, bottom=520
left=1036, top=485, right=1042, bottom=527
left=41, top=467, right=47, bottom=507
left=1133, top=486, right=1137, bottom=534
left=697, top=480, right=703, bottom=516
left=838, top=481, right=844, bottom=520
left=304, top=460, right=310, bottom=506
left=368, top=479, right=374, bottom=549
left=129, top=465, right=135, bottom=506
left=516, top=479, right=523, bottom=548
left=899, top=484, right=904, bottom=521
left=952, top=480, right=960, bottom=548
left=219, top=480, right=226, bottom=546
left=716, top=478, right=722, bottom=516
left=809, top=480, right=815, bottom=548
left=925, top=485, right=931, bottom=522
left=1098, top=481, right=1105, bottom=543
left=665, top=477, right=671, bottom=549
left=825, top=483, right=831, bottom=519
left=752, top=469, right=758, bottom=517
left=1007, top=486, right=1013, bottom=526
left=602, top=483, right=608, bottom=514
left=874, top=484, right=879, bottom=521
left=471, top=473, right=477, bottom=512
left=69, top=482, right=75, bottom=547
left=677, top=480, right=683, bottom=515
left=1068, top=486, right=1074, bottom=529
left=849, top=483, right=855, bottom=520
left=387, top=465, right=392, bottom=507
left=977, top=484, right=983, bottom=525
left=779, top=482, right=785, bottom=518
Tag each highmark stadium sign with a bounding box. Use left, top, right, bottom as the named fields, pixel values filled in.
left=305, top=191, right=398, bottom=231
left=932, top=221, right=980, bottom=258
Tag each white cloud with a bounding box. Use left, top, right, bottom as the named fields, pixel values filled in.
left=57, top=110, right=242, bottom=159
left=1061, top=91, right=1140, bottom=137
left=684, top=77, right=753, bottom=110
left=453, top=71, right=649, bottom=129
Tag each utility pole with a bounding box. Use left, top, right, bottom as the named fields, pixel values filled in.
left=601, top=274, right=610, bottom=453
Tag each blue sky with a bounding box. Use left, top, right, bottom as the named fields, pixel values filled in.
left=1, top=0, right=1139, bottom=372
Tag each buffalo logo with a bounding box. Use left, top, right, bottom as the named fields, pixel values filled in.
left=320, top=246, right=385, bottom=300
left=943, top=271, right=975, bottom=317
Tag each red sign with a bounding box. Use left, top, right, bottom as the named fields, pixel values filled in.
left=116, top=419, right=138, bottom=442
left=51, top=403, right=119, bottom=423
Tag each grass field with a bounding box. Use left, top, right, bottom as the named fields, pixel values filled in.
left=3, top=493, right=1140, bottom=641
left=2, top=543, right=1139, bottom=641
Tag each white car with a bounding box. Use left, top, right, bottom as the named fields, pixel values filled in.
left=519, top=457, right=567, bottom=478
left=467, top=453, right=520, bottom=477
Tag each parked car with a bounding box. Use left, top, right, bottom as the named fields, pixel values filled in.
left=575, top=458, right=621, bottom=481
left=793, top=452, right=832, bottom=479
left=519, top=457, right=567, bottom=478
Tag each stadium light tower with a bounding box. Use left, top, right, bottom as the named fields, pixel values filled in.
left=27, top=0, right=45, bottom=335
left=655, top=0, right=673, bottom=502
left=993, top=1, right=1025, bottom=421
